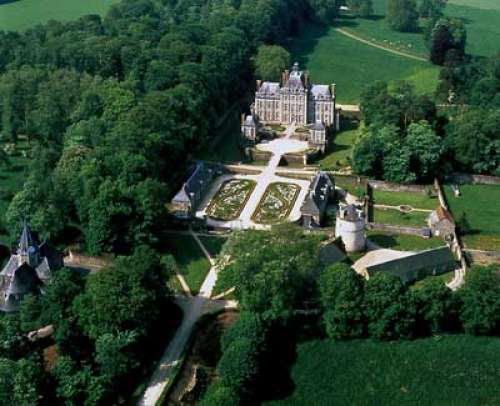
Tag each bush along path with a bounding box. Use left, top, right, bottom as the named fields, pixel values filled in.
left=137, top=230, right=236, bottom=406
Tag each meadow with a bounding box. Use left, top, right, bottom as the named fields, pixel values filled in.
left=265, top=336, right=500, bottom=405
left=446, top=0, right=500, bottom=57
left=444, top=184, right=500, bottom=251
left=288, top=23, right=439, bottom=104
left=0, top=0, right=120, bottom=32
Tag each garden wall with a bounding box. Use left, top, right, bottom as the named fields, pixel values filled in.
left=464, top=250, right=500, bottom=266
left=368, top=180, right=428, bottom=194
left=366, top=223, right=430, bottom=237
left=224, top=165, right=262, bottom=176
left=446, top=173, right=500, bottom=185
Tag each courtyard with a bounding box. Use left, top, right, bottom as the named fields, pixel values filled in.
left=196, top=125, right=312, bottom=230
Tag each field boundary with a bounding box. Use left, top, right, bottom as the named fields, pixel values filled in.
left=333, top=28, right=428, bottom=62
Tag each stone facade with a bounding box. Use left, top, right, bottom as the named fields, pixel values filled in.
left=252, top=62, right=336, bottom=151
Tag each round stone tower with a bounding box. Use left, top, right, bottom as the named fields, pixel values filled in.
left=335, top=204, right=366, bottom=252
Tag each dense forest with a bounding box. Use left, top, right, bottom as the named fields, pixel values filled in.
left=0, top=0, right=340, bottom=404
left=0, top=0, right=338, bottom=255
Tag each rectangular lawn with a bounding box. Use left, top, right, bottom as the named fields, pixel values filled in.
left=373, top=189, right=438, bottom=210
left=366, top=231, right=445, bottom=251
left=373, top=208, right=429, bottom=227
left=265, top=336, right=500, bottom=405
left=444, top=184, right=500, bottom=251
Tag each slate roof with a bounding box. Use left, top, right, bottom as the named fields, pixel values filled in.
left=172, top=162, right=220, bottom=205
left=0, top=224, right=63, bottom=312
left=302, top=172, right=333, bottom=217
left=311, top=84, right=331, bottom=98
left=258, top=82, right=280, bottom=95
left=354, top=247, right=456, bottom=283
left=311, top=121, right=326, bottom=131
left=429, top=206, right=455, bottom=225
left=244, top=115, right=256, bottom=127
left=338, top=204, right=364, bottom=222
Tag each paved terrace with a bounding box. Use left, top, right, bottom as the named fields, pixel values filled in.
left=196, top=124, right=312, bottom=230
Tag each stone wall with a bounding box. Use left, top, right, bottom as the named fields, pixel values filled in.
left=225, top=165, right=262, bottom=176
left=368, top=180, right=429, bottom=194
left=446, top=173, right=500, bottom=185
left=366, top=223, right=430, bottom=237
left=282, top=152, right=306, bottom=166
left=248, top=149, right=272, bottom=163
left=464, top=250, right=500, bottom=266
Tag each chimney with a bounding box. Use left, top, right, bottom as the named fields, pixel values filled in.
left=256, top=80, right=262, bottom=90
left=285, top=69, right=290, bottom=81
left=304, top=71, right=310, bottom=87
left=241, top=113, right=246, bottom=125
left=331, top=83, right=336, bottom=97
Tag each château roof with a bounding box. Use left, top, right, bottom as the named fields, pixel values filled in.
left=301, top=172, right=333, bottom=217
left=311, top=121, right=326, bottom=131
left=311, top=84, right=331, bottom=98
left=258, top=82, right=280, bottom=95
left=172, top=162, right=221, bottom=205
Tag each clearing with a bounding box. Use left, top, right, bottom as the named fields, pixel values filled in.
left=289, top=23, right=439, bottom=104
left=444, top=184, right=500, bottom=251
left=0, top=0, right=120, bottom=32
left=265, top=336, right=500, bottom=405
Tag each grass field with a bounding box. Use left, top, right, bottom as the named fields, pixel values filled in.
left=289, top=23, right=439, bottom=104
left=163, top=235, right=211, bottom=295
left=444, top=184, right=500, bottom=251
left=367, top=231, right=444, bottom=251
left=198, top=236, right=227, bottom=258
left=373, top=208, right=429, bottom=227
left=317, top=121, right=358, bottom=170
left=265, top=336, right=500, bottom=405
left=373, top=189, right=438, bottom=210
left=446, top=0, right=500, bottom=57
left=0, top=140, right=30, bottom=246
left=0, top=0, right=120, bottom=32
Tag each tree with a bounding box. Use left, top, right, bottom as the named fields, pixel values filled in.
left=221, top=312, right=267, bottom=352
left=199, top=381, right=239, bottom=406
left=412, top=278, right=459, bottom=335
left=386, top=0, right=419, bottom=32
left=217, top=338, right=259, bottom=395
left=363, top=273, right=415, bottom=340
left=430, top=18, right=467, bottom=66
left=347, top=0, right=373, bottom=17
left=405, top=121, right=442, bottom=181
left=74, top=246, right=172, bottom=339
left=319, top=263, right=365, bottom=339
left=95, top=330, right=139, bottom=382
left=419, top=0, right=446, bottom=19
left=253, top=45, right=291, bottom=82
left=459, top=266, right=500, bottom=336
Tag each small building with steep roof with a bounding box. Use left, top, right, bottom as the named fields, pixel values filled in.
left=0, top=223, right=63, bottom=312
left=171, top=162, right=224, bottom=219
left=301, top=172, right=334, bottom=228
left=428, top=206, right=455, bottom=240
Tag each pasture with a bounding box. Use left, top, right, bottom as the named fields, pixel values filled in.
left=447, top=0, right=500, bottom=56
left=0, top=0, right=120, bottom=32
left=288, top=23, right=439, bottom=104
left=265, top=336, right=500, bottom=405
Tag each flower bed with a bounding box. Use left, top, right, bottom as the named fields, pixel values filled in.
left=252, top=182, right=300, bottom=224
left=206, top=179, right=256, bottom=221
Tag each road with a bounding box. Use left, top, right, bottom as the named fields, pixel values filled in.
left=137, top=232, right=235, bottom=406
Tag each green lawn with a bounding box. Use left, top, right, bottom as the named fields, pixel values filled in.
left=0, top=140, right=30, bottom=246
left=373, top=189, right=438, bottom=210
left=198, top=236, right=227, bottom=258
left=336, top=0, right=429, bottom=58
left=373, top=208, right=429, bottom=227
left=265, top=336, right=500, bottom=405
left=163, top=235, right=211, bottom=295
left=444, top=184, right=500, bottom=251
left=0, top=0, right=120, bottom=32
left=289, top=23, right=439, bottom=104
left=317, top=121, right=358, bottom=170
left=367, top=231, right=444, bottom=251
left=446, top=0, right=500, bottom=57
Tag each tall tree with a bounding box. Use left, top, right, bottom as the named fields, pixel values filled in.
left=430, top=18, right=467, bottom=66
left=386, top=0, right=419, bottom=32
left=253, top=45, right=291, bottom=82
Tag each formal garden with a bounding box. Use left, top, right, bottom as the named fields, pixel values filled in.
left=206, top=179, right=256, bottom=221
left=252, top=182, right=300, bottom=225
left=445, top=184, right=500, bottom=251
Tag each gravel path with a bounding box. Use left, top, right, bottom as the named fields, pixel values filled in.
left=334, top=28, right=428, bottom=62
